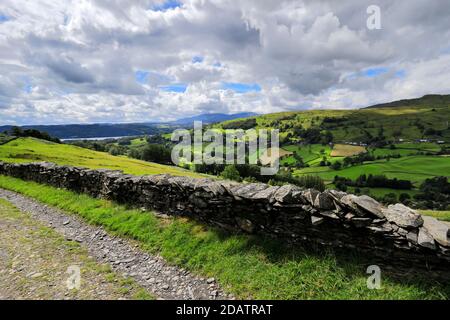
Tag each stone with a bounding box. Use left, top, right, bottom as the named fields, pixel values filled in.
left=366, top=223, right=393, bottom=234
left=251, top=186, right=279, bottom=201
left=341, top=195, right=384, bottom=218
left=273, top=185, right=302, bottom=203
left=351, top=218, right=372, bottom=228
left=422, top=216, right=450, bottom=247
left=381, top=204, right=423, bottom=229
left=418, top=228, right=436, bottom=250
left=206, top=278, right=215, bottom=284
left=232, top=183, right=268, bottom=199
left=313, top=193, right=335, bottom=210
left=311, top=216, right=324, bottom=226
left=406, top=231, right=418, bottom=244
left=302, top=189, right=320, bottom=206
left=326, top=189, right=347, bottom=201
left=319, top=211, right=340, bottom=220
left=235, top=217, right=255, bottom=233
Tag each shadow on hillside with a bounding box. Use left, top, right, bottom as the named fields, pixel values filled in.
left=208, top=224, right=450, bottom=294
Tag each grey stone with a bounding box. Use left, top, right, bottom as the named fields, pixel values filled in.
left=406, top=231, right=418, bottom=244
left=311, top=216, right=324, bottom=226
left=351, top=218, right=372, bottom=228
left=302, top=189, right=320, bottom=206
left=273, top=185, right=302, bottom=203
left=341, top=195, right=384, bottom=218
left=418, top=228, right=436, bottom=250
left=232, top=183, right=268, bottom=199
left=422, top=216, right=450, bottom=247
left=319, top=211, right=340, bottom=220
left=313, top=193, right=335, bottom=210
left=381, top=204, right=423, bottom=229
left=251, top=186, right=279, bottom=201
left=326, top=190, right=347, bottom=201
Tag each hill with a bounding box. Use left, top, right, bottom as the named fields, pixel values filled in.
left=0, top=137, right=202, bottom=178
left=366, top=94, right=450, bottom=109
left=216, top=94, right=450, bottom=144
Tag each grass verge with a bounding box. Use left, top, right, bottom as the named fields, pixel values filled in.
left=0, top=175, right=449, bottom=299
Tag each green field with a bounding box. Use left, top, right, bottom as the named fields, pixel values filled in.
left=295, top=156, right=450, bottom=185
left=282, top=144, right=335, bottom=166
left=0, top=175, right=448, bottom=299
left=370, top=143, right=442, bottom=157
left=0, top=137, right=203, bottom=178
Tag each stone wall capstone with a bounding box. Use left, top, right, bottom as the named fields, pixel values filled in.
left=1, top=161, right=449, bottom=277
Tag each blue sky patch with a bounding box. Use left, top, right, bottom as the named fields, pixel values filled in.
left=0, top=13, right=10, bottom=23
left=192, top=56, right=204, bottom=63
left=363, top=67, right=389, bottom=77
left=160, top=83, right=187, bottom=93
left=152, top=0, right=182, bottom=11
left=222, top=82, right=261, bottom=93
left=135, top=70, right=150, bottom=84
left=395, top=69, right=406, bottom=78
left=24, top=84, right=32, bottom=94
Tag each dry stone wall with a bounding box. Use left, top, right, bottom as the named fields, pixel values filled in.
left=1, top=161, right=450, bottom=277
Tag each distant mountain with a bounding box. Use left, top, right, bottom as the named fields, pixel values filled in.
left=0, top=112, right=259, bottom=139
left=0, top=123, right=172, bottom=140
left=173, top=112, right=258, bottom=125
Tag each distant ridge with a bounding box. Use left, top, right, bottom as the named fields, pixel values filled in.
left=365, top=94, right=450, bottom=109
left=173, top=112, right=258, bottom=125
left=0, top=112, right=258, bottom=139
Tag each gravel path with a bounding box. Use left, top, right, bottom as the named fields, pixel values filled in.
left=0, top=199, right=151, bottom=300
left=0, top=188, right=231, bottom=300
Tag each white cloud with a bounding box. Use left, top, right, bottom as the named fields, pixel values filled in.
left=0, top=0, right=449, bottom=124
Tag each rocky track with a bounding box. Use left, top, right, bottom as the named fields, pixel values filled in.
left=0, top=188, right=231, bottom=300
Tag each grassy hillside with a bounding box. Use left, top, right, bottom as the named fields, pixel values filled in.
left=0, top=137, right=202, bottom=178
left=216, top=94, right=450, bottom=143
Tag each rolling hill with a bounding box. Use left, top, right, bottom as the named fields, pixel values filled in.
left=215, top=94, right=450, bottom=144
left=0, top=137, right=203, bottom=178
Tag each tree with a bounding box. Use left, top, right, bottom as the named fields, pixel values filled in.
left=383, top=193, right=397, bottom=204
left=221, top=165, right=241, bottom=182
left=141, top=144, right=172, bottom=164
left=330, top=161, right=342, bottom=170
left=399, top=193, right=411, bottom=203
left=11, top=126, right=23, bottom=137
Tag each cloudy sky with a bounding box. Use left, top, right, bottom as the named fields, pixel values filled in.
left=0, top=0, right=449, bottom=125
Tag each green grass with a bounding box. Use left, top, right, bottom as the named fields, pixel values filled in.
left=327, top=185, right=419, bottom=200
left=282, top=144, right=332, bottom=165
left=295, top=156, right=450, bottom=185
left=420, top=210, right=450, bottom=222
left=370, top=143, right=442, bottom=157
left=0, top=175, right=448, bottom=299
left=0, top=137, right=203, bottom=178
